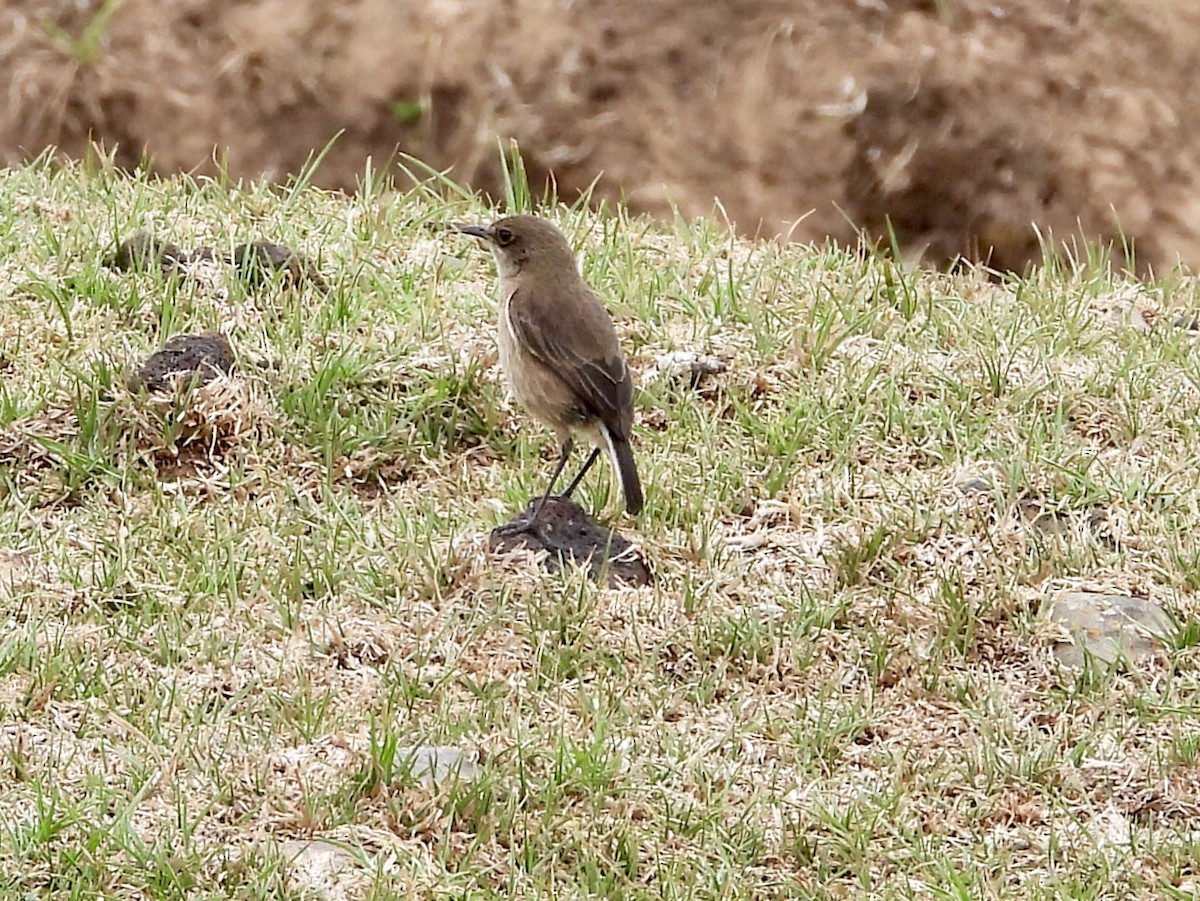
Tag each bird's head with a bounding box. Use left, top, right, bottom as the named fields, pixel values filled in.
left=454, top=214, right=578, bottom=281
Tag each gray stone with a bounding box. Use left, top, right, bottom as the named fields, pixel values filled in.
left=1172, top=314, right=1199, bottom=331
left=396, top=746, right=477, bottom=786
left=281, top=838, right=360, bottom=870
left=655, top=351, right=727, bottom=389
left=956, top=477, right=992, bottom=495
left=280, top=839, right=368, bottom=896
left=1045, top=591, right=1175, bottom=669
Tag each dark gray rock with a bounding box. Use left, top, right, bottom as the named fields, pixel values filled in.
left=131, top=333, right=235, bottom=392
left=490, top=496, right=652, bottom=587
left=956, top=477, right=992, bottom=496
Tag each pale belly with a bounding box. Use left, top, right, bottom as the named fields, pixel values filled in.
left=498, top=290, right=589, bottom=436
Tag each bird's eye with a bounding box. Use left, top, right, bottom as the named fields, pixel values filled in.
left=496, top=228, right=515, bottom=246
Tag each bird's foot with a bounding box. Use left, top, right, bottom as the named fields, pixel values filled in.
left=491, top=516, right=545, bottom=543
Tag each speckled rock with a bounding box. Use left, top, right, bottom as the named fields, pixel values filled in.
left=1044, top=591, right=1174, bottom=669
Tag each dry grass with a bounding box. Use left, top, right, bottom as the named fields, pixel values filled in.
left=1, top=156, right=1200, bottom=899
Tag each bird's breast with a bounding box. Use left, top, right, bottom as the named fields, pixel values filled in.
left=497, top=288, right=519, bottom=378
left=497, top=287, right=579, bottom=428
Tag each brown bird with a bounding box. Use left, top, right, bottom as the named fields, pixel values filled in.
left=455, top=214, right=644, bottom=522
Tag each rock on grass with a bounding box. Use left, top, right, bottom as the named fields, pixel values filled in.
left=489, top=496, right=651, bottom=587
left=232, top=241, right=328, bottom=292
left=130, top=333, right=235, bottom=392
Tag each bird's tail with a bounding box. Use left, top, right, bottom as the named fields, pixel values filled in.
left=602, top=426, right=644, bottom=515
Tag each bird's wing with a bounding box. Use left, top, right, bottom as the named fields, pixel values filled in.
left=507, top=287, right=634, bottom=438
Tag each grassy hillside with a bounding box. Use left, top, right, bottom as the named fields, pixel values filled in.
left=1, top=157, right=1199, bottom=899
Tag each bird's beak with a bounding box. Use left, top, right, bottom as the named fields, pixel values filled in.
left=452, top=223, right=490, bottom=240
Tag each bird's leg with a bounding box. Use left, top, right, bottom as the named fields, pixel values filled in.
left=529, top=437, right=574, bottom=523
left=561, top=447, right=601, bottom=500
left=494, top=438, right=575, bottom=541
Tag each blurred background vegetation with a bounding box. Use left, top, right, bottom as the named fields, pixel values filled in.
left=5, top=0, right=1200, bottom=273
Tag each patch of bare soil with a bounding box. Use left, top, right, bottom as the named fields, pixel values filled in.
left=6, top=0, right=1200, bottom=271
